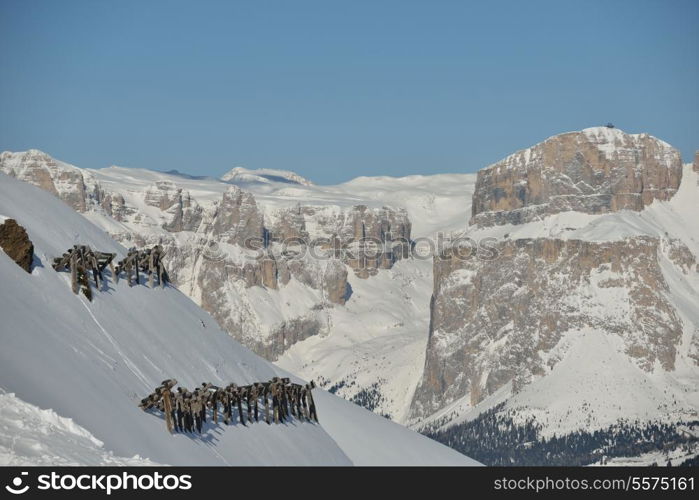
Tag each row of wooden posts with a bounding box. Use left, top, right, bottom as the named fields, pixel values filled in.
left=140, top=378, right=319, bottom=434
left=52, top=244, right=169, bottom=300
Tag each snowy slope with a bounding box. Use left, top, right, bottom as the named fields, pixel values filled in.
left=425, top=327, right=698, bottom=438
left=326, top=173, right=476, bottom=238
left=0, top=172, right=478, bottom=466
left=276, top=257, right=434, bottom=422
left=417, top=165, right=699, bottom=437
left=0, top=391, right=159, bottom=466
left=69, top=161, right=476, bottom=422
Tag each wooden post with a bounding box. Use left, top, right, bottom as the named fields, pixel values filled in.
left=70, top=252, right=78, bottom=294
left=212, top=390, right=218, bottom=424
left=134, top=254, right=140, bottom=285
left=148, top=250, right=154, bottom=288
left=90, top=254, right=100, bottom=288
left=162, top=388, right=174, bottom=433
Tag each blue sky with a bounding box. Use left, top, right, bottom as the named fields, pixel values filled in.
left=1, top=0, right=697, bottom=184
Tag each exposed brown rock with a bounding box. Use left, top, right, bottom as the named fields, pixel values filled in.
left=410, top=236, right=687, bottom=420
left=258, top=253, right=279, bottom=290
left=0, top=219, right=34, bottom=272
left=323, top=259, right=349, bottom=305
left=100, top=192, right=133, bottom=221
left=210, top=186, right=265, bottom=248
left=0, top=150, right=100, bottom=213
left=144, top=181, right=204, bottom=232
left=269, top=204, right=411, bottom=277
left=269, top=206, right=308, bottom=242
left=470, top=128, right=683, bottom=226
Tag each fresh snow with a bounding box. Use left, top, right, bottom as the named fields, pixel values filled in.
left=0, top=172, right=478, bottom=466
left=506, top=328, right=697, bottom=437
left=0, top=391, right=160, bottom=466
left=277, top=257, right=435, bottom=422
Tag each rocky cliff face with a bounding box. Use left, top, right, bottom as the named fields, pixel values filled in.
left=411, top=236, right=693, bottom=419
left=0, top=150, right=106, bottom=213
left=470, top=128, right=683, bottom=227
left=411, top=129, right=698, bottom=435
left=0, top=150, right=410, bottom=360
left=267, top=204, right=411, bottom=278
left=100, top=192, right=133, bottom=222
left=143, top=181, right=204, bottom=233
left=209, top=186, right=265, bottom=247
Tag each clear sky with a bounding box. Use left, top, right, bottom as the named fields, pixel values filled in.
left=1, top=0, right=697, bottom=184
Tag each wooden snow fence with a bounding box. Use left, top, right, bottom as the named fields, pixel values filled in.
left=139, top=378, right=319, bottom=434
left=114, top=245, right=169, bottom=288
left=52, top=245, right=116, bottom=300
left=53, top=244, right=169, bottom=299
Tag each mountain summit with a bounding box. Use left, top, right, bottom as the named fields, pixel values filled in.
left=470, top=127, right=682, bottom=227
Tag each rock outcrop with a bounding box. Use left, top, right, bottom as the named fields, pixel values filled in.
left=470, top=128, right=683, bottom=227
left=342, top=205, right=412, bottom=277
left=268, top=204, right=412, bottom=278
left=0, top=219, right=34, bottom=272
left=144, top=181, right=204, bottom=232
left=411, top=129, right=699, bottom=429
left=411, top=236, right=690, bottom=420
left=0, top=150, right=102, bottom=213
left=210, top=187, right=265, bottom=248
left=100, top=192, right=133, bottom=221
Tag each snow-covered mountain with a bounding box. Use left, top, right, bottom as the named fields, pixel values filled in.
left=0, top=150, right=474, bottom=422
left=2, top=127, right=697, bottom=466
left=0, top=172, right=478, bottom=466
left=412, top=128, right=699, bottom=465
